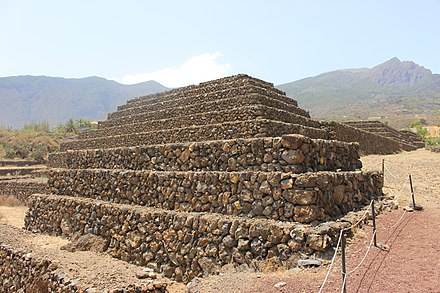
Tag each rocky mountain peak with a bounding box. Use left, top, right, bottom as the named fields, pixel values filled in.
left=370, top=57, right=432, bottom=87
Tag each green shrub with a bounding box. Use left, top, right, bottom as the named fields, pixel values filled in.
left=425, top=137, right=440, bottom=148
left=4, top=140, right=31, bottom=159
left=410, top=118, right=427, bottom=128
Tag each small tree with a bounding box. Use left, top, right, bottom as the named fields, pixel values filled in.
left=64, top=118, right=79, bottom=133
left=410, top=118, right=428, bottom=128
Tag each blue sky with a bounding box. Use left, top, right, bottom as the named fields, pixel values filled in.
left=1, top=0, right=439, bottom=87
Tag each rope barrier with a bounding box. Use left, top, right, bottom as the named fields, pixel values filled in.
left=318, top=230, right=343, bottom=293
left=384, top=163, right=400, bottom=179
left=340, top=272, right=347, bottom=293
left=342, top=200, right=373, bottom=231
left=381, top=209, right=407, bottom=229
left=344, top=230, right=377, bottom=275
left=317, top=159, right=421, bottom=293
left=317, top=201, right=373, bottom=292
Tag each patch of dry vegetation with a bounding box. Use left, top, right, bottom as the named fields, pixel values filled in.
left=0, top=119, right=96, bottom=163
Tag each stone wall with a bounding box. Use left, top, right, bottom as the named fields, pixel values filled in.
left=47, top=169, right=382, bottom=223
left=108, top=92, right=309, bottom=122
left=0, top=167, right=43, bottom=177
left=118, top=83, right=297, bottom=115
left=51, top=135, right=362, bottom=173
left=343, top=121, right=423, bottom=149
left=0, top=241, right=168, bottom=292
left=400, top=130, right=425, bottom=147
left=0, top=179, right=47, bottom=203
left=0, top=243, right=80, bottom=292
left=25, top=194, right=354, bottom=283
left=62, top=120, right=329, bottom=151
left=104, top=94, right=307, bottom=129
left=322, top=122, right=417, bottom=155
left=0, top=160, right=40, bottom=167
left=82, top=105, right=320, bottom=140
left=123, top=74, right=293, bottom=110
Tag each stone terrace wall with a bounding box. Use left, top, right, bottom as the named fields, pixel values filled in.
left=0, top=241, right=168, bottom=292
left=51, top=135, right=362, bottom=173
left=102, top=94, right=309, bottom=128
left=0, top=167, right=43, bottom=177
left=400, top=130, right=425, bottom=147
left=0, top=160, right=40, bottom=167
left=0, top=243, right=80, bottom=292
left=62, top=120, right=329, bottom=151
left=124, top=74, right=293, bottom=109
left=25, top=194, right=354, bottom=283
left=0, top=179, right=47, bottom=203
left=47, top=169, right=382, bottom=223
left=344, top=121, right=417, bottom=143
left=82, top=105, right=320, bottom=140
left=118, top=82, right=297, bottom=114
left=108, top=92, right=309, bottom=121
left=323, top=122, right=417, bottom=155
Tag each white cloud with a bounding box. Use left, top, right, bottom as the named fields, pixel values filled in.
left=114, top=53, right=231, bottom=88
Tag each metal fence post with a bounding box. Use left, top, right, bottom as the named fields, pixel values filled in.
left=341, top=232, right=347, bottom=293
left=409, top=174, right=416, bottom=209
left=371, top=199, right=377, bottom=247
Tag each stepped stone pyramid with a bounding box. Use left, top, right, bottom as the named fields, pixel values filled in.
left=344, top=121, right=424, bottom=150
left=26, top=74, right=383, bottom=283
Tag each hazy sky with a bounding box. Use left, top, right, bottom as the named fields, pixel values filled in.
left=1, top=0, right=439, bottom=87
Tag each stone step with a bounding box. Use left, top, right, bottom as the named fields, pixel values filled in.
left=124, top=74, right=292, bottom=109
left=0, top=178, right=48, bottom=203
left=51, top=134, right=362, bottom=173
left=321, top=121, right=418, bottom=155
left=82, top=105, right=321, bottom=140
left=107, top=92, right=310, bottom=122
left=399, top=131, right=425, bottom=148
left=344, top=124, right=420, bottom=150
left=366, top=130, right=414, bottom=142
left=102, top=94, right=309, bottom=129
left=0, top=159, right=41, bottom=167
left=47, top=168, right=382, bottom=223
left=0, top=166, right=46, bottom=177
left=343, top=121, right=415, bottom=144
left=62, top=119, right=329, bottom=151
left=119, top=80, right=297, bottom=112
left=25, top=193, right=355, bottom=282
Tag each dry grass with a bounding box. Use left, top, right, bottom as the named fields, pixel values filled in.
left=0, top=210, right=4, bottom=220
left=0, top=195, right=23, bottom=207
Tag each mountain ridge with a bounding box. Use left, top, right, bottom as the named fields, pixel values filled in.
left=0, top=76, right=168, bottom=128
left=277, top=57, right=440, bottom=128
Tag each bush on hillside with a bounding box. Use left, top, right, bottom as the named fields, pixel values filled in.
left=0, top=119, right=95, bottom=162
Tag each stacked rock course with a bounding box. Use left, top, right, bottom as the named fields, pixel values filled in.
left=0, top=159, right=47, bottom=203
left=25, top=74, right=383, bottom=284
left=344, top=121, right=424, bottom=150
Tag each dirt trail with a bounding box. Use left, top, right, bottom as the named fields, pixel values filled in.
left=361, top=149, right=440, bottom=208
left=0, top=205, right=28, bottom=228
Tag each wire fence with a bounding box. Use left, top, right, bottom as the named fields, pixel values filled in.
left=317, top=159, right=421, bottom=293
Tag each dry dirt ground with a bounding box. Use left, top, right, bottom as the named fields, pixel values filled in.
left=0, top=149, right=439, bottom=292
